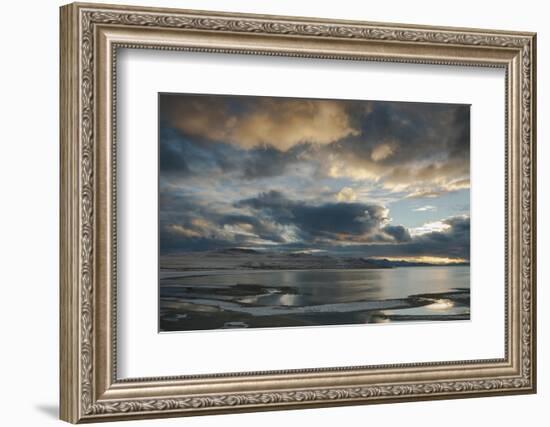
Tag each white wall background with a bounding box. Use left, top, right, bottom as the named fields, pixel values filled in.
left=0, top=0, right=545, bottom=425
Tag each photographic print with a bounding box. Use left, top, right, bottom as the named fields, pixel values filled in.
left=60, top=5, right=536, bottom=420
left=159, top=93, right=470, bottom=332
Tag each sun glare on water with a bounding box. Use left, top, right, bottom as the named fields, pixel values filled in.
left=425, top=299, right=455, bottom=310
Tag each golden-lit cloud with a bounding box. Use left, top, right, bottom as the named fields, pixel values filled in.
left=159, top=94, right=471, bottom=259
left=162, top=96, right=359, bottom=151
left=326, top=155, right=470, bottom=198
left=408, top=215, right=471, bottom=237
left=371, top=142, right=395, bottom=161
left=405, top=177, right=471, bottom=199
left=169, top=224, right=204, bottom=238
left=336, top=187, right=357, bottom=202
left=161, top=94, right=470, bottom=199
left=327, top=161, right=382, bottom=181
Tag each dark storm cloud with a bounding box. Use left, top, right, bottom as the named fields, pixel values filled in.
left=159, top=190, right=293, bottom=253
left=332, top=215, right=470, bottom=260
left=158, top=94, right=470, bottom=260
left=160, top=187, right=469, bottom=260
left=160, top=94, right=470, bottom=195
left=159, top=126, right=190, bottom=174
left=323, top=101, right=470, bottom=192
left=344, top=101, right=469, bottom=164
left=160, top=93, right=357, bottom=151
left=159, top=227, right=233, bottom=253
left=160, top=125, right=307, bottom=180
left=242, top=145, right=309, bottom=179
left=398, top=215, right=469, bottom=259
left=382, top=225, right=412, bottom=243
left=159, top=125, right=243, bottom=178
left=220, top=214, right=288, bottom=243
left=236, top=190, right=396, bottom=242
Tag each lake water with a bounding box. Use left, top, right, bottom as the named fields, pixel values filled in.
left=159, top=266, right=470, bottom=332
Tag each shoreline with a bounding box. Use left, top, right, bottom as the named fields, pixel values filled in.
left=159, top=265, right=470, bottom=280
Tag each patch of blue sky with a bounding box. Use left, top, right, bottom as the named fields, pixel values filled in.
left=387, top=188, right=470, bottom=228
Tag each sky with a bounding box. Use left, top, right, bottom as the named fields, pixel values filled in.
left=159, top=93, right=470, bottom=263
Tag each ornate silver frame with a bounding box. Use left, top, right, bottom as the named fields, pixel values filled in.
left=60, top=2, right=537, bottom=423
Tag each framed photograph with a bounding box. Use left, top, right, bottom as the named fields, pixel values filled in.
left=60, top=2, right=537, bottom=423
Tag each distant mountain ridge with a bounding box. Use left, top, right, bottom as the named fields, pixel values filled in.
left=364, top=258, right=469, bottom=268
left=161, top=248, right=469, bottom=271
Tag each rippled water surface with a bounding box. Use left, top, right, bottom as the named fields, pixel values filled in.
left=160, top=266, right=470, bottom=332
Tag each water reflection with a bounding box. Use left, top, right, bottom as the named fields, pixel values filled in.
left=160, top=266, right=470, bottom=332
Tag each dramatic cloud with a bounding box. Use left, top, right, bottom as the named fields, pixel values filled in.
left=315, top=101, right=470, bottom=196
left=160, top=188, right=469, bottom=259
left=382, top=224, right=412, bottom=243
left=336, top=187, right=357, bottom=202
left=370, top=142, right=395, bottom=161
left=160, top=95, right=470, bottom=197
left=159, top=124, right=316, bottom=182
left=241, top=145, right=311, bottom=180
left=159, top=192, right=299, bottom=252
left=160, top=94, right=358, bottom=151
left=331, top=215, right=470, bottom=260
left=236, top=190, right=397, bottom=243
left=159, top=93, right=471, bottom=261
left=159, top=125, right=243, bottom=178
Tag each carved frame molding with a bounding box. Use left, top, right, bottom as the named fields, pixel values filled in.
left=60, top=2, right=536, bottom=423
